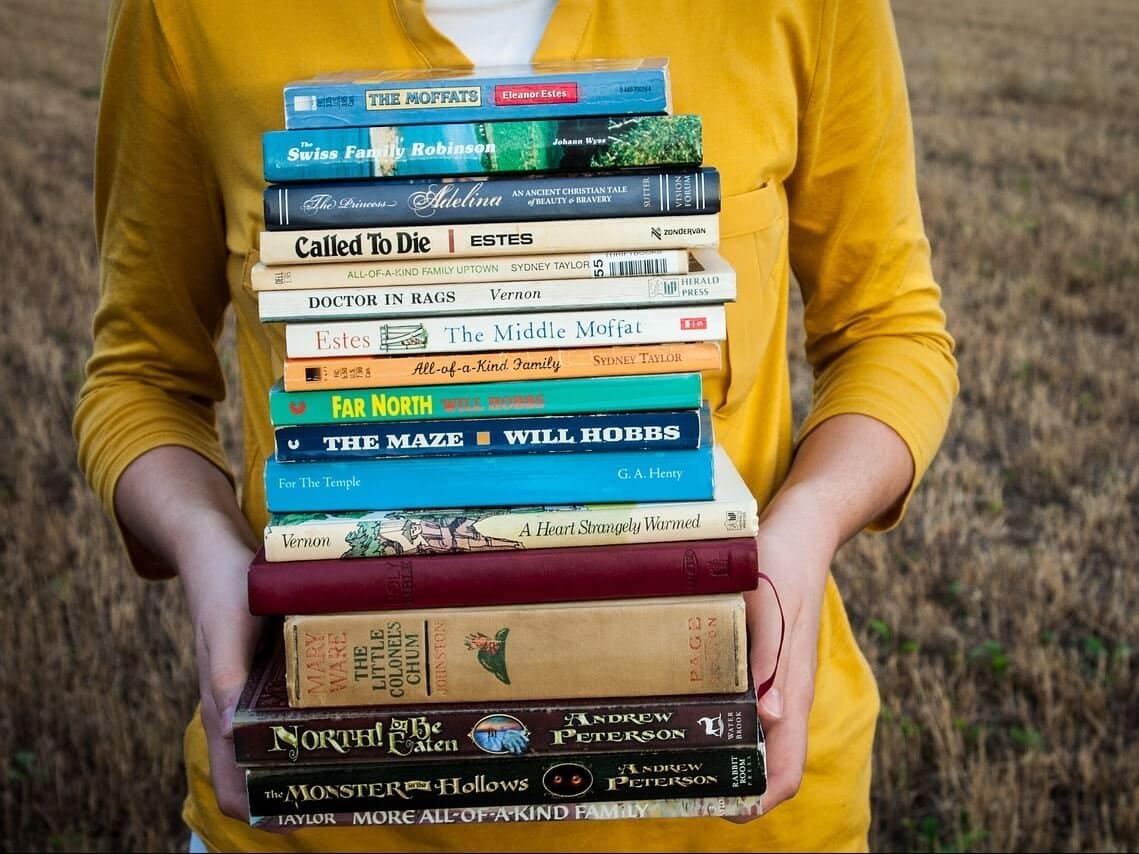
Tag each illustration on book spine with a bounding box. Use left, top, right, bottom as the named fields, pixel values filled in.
left=263, top=115, right=702, bottom=181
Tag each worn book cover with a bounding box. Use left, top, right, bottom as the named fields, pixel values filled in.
left=284, top=593, right=748, bottom=707
left=234, top=629, right=761, bottom=766
left=248, top=533, right=758, bottom=615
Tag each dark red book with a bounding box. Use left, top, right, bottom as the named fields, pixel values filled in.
left=246, top=536, right=759, bottom=615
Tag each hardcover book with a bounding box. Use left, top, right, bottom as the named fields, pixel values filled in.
left=247, top=534, right=758, bottom=615
left=256, top=248, right=736, bottom=322
left=250, top=795, right=764, bottom=830
left=263, top=408, right=715, bottom=512
left=234, top=630, right=762, bottom=766
left=263, top=115, right=701, bottom=181
left=272, top=406, right=706, bottom=462
left=261, top=445, right=757, bottom=562
left=282, top=58, right=671, bottom=129
left=256, top=213, right=719, bottom=265
left=283, top=592, right=748, bottom=707
left=268, top=372, right=704, bottom=426
left=263, top=168, right=720, bottom=230
left=245, top=745, right=765, bottom=819
left=250, top=249, right=690, bottom=292
left=280, top=342, right=723, bottom=391
left=281, top=305, right=728, bottom=359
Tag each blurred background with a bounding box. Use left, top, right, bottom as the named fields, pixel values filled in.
left=1, top=0, right=1136, bottom=850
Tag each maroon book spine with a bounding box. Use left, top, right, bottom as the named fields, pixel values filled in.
left=247, top=537, right=758, bottom=615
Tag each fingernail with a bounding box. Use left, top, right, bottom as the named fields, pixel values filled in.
left=220, top=705, right=235, bottom=736
left=759, top=687, right=784, bottom=719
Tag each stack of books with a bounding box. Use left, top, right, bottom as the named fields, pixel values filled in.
left=238, top=59, right=767, bottom=830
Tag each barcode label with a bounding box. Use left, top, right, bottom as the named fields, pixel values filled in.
left=292, top=95, right=317, bottom=113
left=593, top=256, right=671, bottom=278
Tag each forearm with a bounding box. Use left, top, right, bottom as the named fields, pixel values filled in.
left=761, top=413, right=914, bottom=556
left=113, top=445, right=258, bottom=592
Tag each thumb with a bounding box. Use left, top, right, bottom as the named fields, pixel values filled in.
left=200, top=610, right=265, bottom=737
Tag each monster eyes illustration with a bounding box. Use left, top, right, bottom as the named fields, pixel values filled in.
left=542, top=762, right=594, bottom=798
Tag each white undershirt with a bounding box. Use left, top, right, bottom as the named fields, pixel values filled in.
left=424, top=0, right=558, bottom=66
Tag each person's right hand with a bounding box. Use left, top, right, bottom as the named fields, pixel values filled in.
left=179, top=538, right=263, bottom=822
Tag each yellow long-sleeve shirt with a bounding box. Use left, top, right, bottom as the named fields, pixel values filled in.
left=75, top=0, right=958, bottom=850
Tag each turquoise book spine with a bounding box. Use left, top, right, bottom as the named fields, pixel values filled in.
left=267, top=372, right=703, bottom=425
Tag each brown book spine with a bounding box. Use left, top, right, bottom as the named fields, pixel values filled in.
left=284, top=594, right=748, bottom=708
left=281, top=341, right=722, bottom=390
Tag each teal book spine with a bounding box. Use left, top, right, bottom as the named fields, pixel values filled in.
left=264, top=410, right=715, bottom=512
left=262, top=115, right=702, bottom=182
left=268, top=372, right=703, bottom=426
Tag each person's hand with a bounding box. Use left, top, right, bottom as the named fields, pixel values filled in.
left=727, top=484, right=835, bottom=822
left=178, top=539, right=263, bottom=823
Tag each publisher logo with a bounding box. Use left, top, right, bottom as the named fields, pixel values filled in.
left=698, top=715, right=725, bottom=737
left=494, top=82, right=580, bottom=106
left=679, top=317, right=708, bottom=331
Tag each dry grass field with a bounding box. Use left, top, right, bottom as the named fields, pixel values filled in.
left=2, top=0, right=1137, bottom=851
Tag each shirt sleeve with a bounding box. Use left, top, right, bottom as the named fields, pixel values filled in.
left=786, top=0, right=960, bottom=530
left=73, top=0, right=234, bottom=579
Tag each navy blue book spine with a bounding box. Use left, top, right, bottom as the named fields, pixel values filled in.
left=263, top=168, right=720, bottom=230
left=273, top=408, right=703, bottom=461
left=264, top=406, right=714, bottom=512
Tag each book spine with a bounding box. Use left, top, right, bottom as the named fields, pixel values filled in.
left=268, top=372, right=703, bottom=426
left=280, top=342, right=723, bottom=391
left=261, top=445, right=756, bottom=560
left=256, top=266, right=736, bottom=321
left=251, top=795, right=764, bottom=830
left=246, top=747, right=765, bottom=819
left=234, top=686, right=760, bottom=766
left=248, top=535, right=757, bottom=616
left=250, top=249, right=690, bottom=291
left=284, top=594, right=747, bottom=707
left=263, top=115, right=701, bottom=181
left=272, top=408, right=704, bottom=462
left=263, top=168, right=720, bottom=229
left=283, top=65, right=670, bottom=128
left=257, top=214, right=719, bottom=265
left=282, top=305, right=727, bottom=358
left=263, top=437, right=714, bottom=512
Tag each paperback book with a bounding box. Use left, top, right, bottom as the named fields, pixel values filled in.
left=271, top=406, right=706, bottom=462
left=282, top=59, right=671, bottom=129
left=250, top=795, right=764, bottom=830
left=283, top=593, right=748, bottom=707
left=261, top=445, right=756, bottom=561
left=281, top=305, right=727, bottom=359
left=256, top=213, right=719, bottom=265
left=234, top=630, right=762, bottom=766
left=268, top=372, right=704, bottom=426
left=263, top=115, right=701, bottom=181
left=256, top=248, right=736, bottom=321
left=280, top=342, right=723, bottom=391
left=245, top=745, right=765, bottom=819
left=247, top=534, right=758, bottom=615
left=250, top=249, right=690, bottom=292
left=263, top=407, right=714, bottom=512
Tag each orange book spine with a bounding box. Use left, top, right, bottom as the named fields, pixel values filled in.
left=281, top=342, right=722, bottom=391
